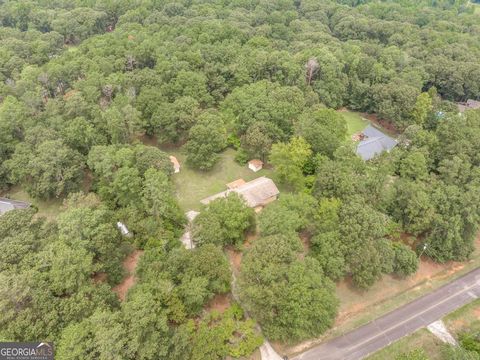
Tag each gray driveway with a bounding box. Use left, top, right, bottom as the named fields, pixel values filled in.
left=295, top=267, right=480, bottom=360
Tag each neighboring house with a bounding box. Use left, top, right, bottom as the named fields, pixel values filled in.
left=0, top=197, right=30, bottom=216
left=180, top=210, right=200, bottom=250
left=200, top=176, right=279, bottom=212
left=248, top=159, right=263, bottom=172
left=170, top=155, right=180, bottom=173
left=356, top=125, right=397, bottom=161
left=457, top=99, right=480, bottom=113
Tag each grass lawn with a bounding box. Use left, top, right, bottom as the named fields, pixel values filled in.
left=339, top=110, right=369, bottom=137
left=367, top=329, right=444, bottom=360
left=167, top=147, right=274, bottom=211
left=1, top=186, right=63, bottom=221
left=474, top=3, right=480, bottom=15
left=445, top=298, right=480, bottom=335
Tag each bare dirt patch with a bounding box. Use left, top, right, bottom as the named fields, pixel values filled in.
left=205, top=293, right=232, bottom=314
left=112, top=250, right=144, bottom=301
left=138, top=134, right=159, bottom=147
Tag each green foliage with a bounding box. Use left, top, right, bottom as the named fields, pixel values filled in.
left=395, top=349, right=429, bottom=360
left=141, top=168, right=184, bottom=227
left=222, top=80, right=305, bottom=138
left=137, top=244, right=231, bottom=315
left=6, top=139, right=84, bottom=199
left=192, top=193, right=255, bottom=248
left=190, top=305, right=263, bottom=360
left=0, top=206, right=119, bottom=342
left=441, top=344, right=480, bottom=360
left=270, top=136, right=312, bottom=191
left=310, top=198, right=347, bottom=281
left=460, top=331, right=480, bottom=355
left=258, top=193, right=317, bottom=236
left=295, top=108, right=347, bottom=157
left=412, top=93, right=433, bottom=126
left=185, top=111, right=227, bottom=170
left=339, top=199, right=394, bottom=289
left=390, top=179, right=435, bottom=235
left=392, top=242, right=419, bottom=277
left=239, top=234, right=339, bottom=341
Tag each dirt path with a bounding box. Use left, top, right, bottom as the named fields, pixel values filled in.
left=112, top=250, right=144, bottom=301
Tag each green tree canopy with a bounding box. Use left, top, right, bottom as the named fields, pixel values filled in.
left=239, top=233, right=339, bottom=341
left=192, top=193, right=255, bottom=248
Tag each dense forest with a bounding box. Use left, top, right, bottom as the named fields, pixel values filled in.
left=1, top=0, right=480, bottom=359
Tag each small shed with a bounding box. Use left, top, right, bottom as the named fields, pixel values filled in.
left=248, top=159, right=263, bottom=172
left=170, top=156, right=180, bottom=173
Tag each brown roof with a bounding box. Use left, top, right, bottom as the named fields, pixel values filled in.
left=248, top=159, right=263, bottom=167
left=226, top=178, right=246, bottom=190
left=200, top=177, right=279, bottom=208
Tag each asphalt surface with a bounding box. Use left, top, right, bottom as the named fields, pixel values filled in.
left=295, top=267, right=480, bottom=360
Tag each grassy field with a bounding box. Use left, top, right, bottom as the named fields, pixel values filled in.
left=445, top=298, right=480, bottom=334
left=2, top=186, right=63, bottom=221
left=339, top=110, right=369, bottom=137
left=167, top=147, right=274, bottom=211
left=367, top=328, right=444, bottom=360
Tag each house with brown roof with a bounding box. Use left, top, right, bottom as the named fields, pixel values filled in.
left=200, top=176, right=279, bottom=211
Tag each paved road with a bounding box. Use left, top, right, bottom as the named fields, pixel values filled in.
left=295, top=267, right=480, bottom=360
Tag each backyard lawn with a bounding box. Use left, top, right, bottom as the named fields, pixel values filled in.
left=339, top=110, right=369, bottom=137
left=166, top=147, right=273, bottom=211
